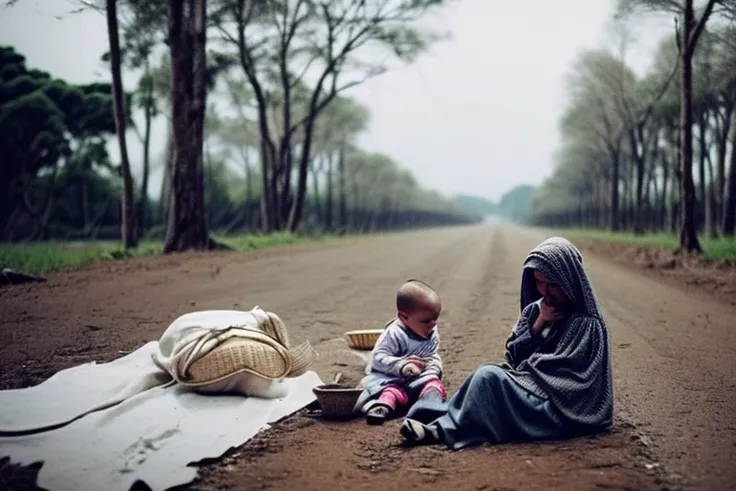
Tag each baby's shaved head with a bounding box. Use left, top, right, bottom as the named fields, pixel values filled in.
left=396, top=279, right=441, bottom=313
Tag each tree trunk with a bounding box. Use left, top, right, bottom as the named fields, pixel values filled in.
left=338, top=141, right=347, bottom=233
left=287, top=114, right=316, bottom=232
left=159, top=122, right=174, bottom=225
left=628, top=157, right=636, bottom=231
left=648, top=164, right=657, bottom=231
left=660, top=142, right=670, bottom=233
left=279, top=150, right=293, bottom=229
left=270, top=158, right=283, bottom=231
left=286, top=63, right=342, bottom=232
left=631, top=125, right=646, bottom=234
left=698, top=111, right=708, bottom=235
left=706, top=151, right=718, bottom=238
left=678, top=0, right=702, bottom=253
left=325, top=152, right=334, bottom=231
left=609, top=147, right=620, bottom=231
left=138, top=69, right=154, bottom=238
left=278, top=35, right=294, bottom=230
left=351, top=171, right=361, bottom=231
left=242, top=145, right=254, bottom=230
left=714, top=102, right=733, bottom=233
left=622, top=158, right=630, bottom=230
left=259, top=147, right=274, bottom=231
left=722, top=123, right=736, bottom=236
left=599, top=176, right=609, bottom=229
left=163, top=0, right=210, bottom=253
left=232, top=0, right=278, bottom=232
left=106, top=0, right=137, bottom=248
left=644, top=139, right=658, bottom=231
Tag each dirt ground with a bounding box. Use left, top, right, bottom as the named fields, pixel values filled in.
left=1, top=225, right=735, bottom=491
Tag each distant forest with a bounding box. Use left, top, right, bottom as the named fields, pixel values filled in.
left=452, top=185, right=537, bottom=223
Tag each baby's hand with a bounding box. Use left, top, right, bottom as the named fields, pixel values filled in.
left=405, top=355, right=426, bottom=366
left=401, top=362, right=423, bottom=377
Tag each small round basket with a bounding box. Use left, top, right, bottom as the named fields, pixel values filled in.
left=343, top=329, right=384, bottom=350
left=312, top=384, right=363, bottom=419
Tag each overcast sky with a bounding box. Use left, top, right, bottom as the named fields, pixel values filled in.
left=0, top=0, right=671, bottom=201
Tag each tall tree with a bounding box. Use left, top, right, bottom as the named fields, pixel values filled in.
left=563, top=50, right=631, bottom=231
left=311, top=95, right=369, bottom=232
left=617, top=0, right=720, bottom=253
left=105, top=0, right=138, bottom=248
left=0, top=45, right=129, bottom=241
left=164, top=0, right=211, bottom=252
left=214, top=0, right=450, bottom=233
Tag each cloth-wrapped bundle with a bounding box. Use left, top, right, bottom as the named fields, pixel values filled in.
left=152, top=307, right=318, bottom=399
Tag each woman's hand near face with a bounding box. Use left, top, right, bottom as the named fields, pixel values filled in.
left=532, top=300, right=565, bottom=336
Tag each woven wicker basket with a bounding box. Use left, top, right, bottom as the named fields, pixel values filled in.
left=182, top=332, right=316, bottom=386
left=343, top=329, right=384, bottom=350
left=312, top=384, right=362, bottom=419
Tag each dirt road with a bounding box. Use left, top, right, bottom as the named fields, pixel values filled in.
left=1, top=225, right=735, bottom=491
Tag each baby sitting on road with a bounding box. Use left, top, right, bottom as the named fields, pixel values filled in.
left=355, top=279, right=447, bottom=425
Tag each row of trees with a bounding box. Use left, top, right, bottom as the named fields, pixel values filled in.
left=2, top=0, right=483, bottom=248
left=530, top=0, right=736, bottom=253
left=0, top=43, right=479, bottom=243
left=0, top=46, right=122, bottom=240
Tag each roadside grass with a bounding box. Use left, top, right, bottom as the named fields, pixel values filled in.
left=0, top=232, right=341, bottom=274
left=558, top=228, right=736, bottom=261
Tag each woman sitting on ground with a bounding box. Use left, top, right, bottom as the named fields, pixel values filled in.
left=399, top=236, right=613, bottom=449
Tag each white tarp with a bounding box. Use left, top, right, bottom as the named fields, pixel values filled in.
left=0, top=342, right=170, bottom=435
left=0, top=341, right=322, bottom=491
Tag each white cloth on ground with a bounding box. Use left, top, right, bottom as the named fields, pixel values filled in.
left=0, top=309, right=323, bottom=491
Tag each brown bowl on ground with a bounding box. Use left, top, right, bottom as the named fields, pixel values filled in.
left=312, top=384, right=363, bottom=419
